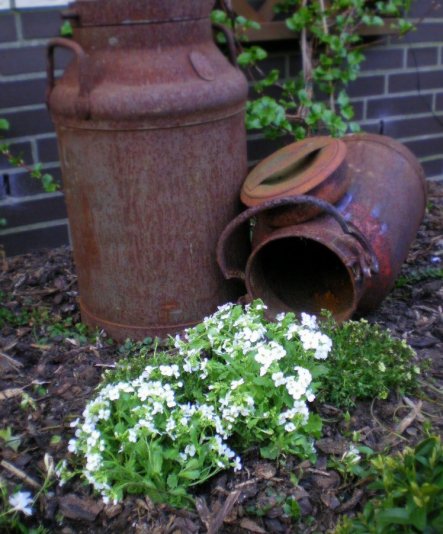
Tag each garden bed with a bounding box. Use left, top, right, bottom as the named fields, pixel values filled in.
left=0, top=182, right=442, bottom=533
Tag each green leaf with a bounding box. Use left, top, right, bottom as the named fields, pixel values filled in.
left=260, top=444, right=280, bottom=460
left=167, top=474, right=178, bottom=489
left=377, top=507, right=411, bottom=525
left=60, top=20, right=73, bottom=37
left=179, top=469, right=201, bottom=480
left=0, top=118, right=10, bottom=131
left=210, top=10, right=228, bottom=25
left=0, top=427, right=21, bottom=452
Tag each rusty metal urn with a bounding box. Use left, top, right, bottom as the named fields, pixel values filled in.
left=218, top=134, right=427, bottom=322
left=47, top=0, right=248, bottom=341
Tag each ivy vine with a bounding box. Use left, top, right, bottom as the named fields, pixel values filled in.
left=213, top=0, right=414, bottom=139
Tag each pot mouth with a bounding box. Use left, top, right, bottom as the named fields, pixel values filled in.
left=241, top=136, right=347, bottom=207
left=246, top=235, right=358, bottom=323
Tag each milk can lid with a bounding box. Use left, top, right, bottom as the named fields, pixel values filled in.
left=66, top=0, right=215, bottom=27
left=240, top=136, right=347, bottom=207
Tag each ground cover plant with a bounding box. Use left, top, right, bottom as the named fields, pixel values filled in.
left=335, top=435, right=443, bottom=533
left=56, top=300, right=422, bottom=512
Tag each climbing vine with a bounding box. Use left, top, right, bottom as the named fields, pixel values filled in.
left=213, top=0, right=414, bottom=139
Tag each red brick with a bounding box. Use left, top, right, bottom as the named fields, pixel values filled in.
left=37, top=137, right=59, bottom=163
left=0, top=13, right=17, bottom=43
left=0, top=222, right=69, bottom=256
left=404, top=137, right=443, bottom=160
left=389, top=69, right=443, bottom=93
left=367, top=94, right=433, bottom=119
left=20, top=9, right=62, bottom=40
left=0, top=194, right=66, bottom=227
left=1, top=78, right=46, bottom=108
left=2, top=108, right=54, bottom=138
left=407, top=47, right=438, bottom=68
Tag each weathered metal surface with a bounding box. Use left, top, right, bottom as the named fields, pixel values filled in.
left=217, top=134, right=426, bottom=321
left=47, top=0, right=248, bottom=341
left=241, top=137, right=349, bottom=226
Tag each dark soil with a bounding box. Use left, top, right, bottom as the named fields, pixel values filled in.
left=0, top=183, right=442, bottom=534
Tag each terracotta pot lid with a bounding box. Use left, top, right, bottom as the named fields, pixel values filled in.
left=241, top=136, right=347, bottom=207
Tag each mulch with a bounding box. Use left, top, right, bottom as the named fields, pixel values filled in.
left=0, top=182, right=442, bottom=533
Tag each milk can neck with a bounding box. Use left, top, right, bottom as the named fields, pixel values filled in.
left=66, top=0, right=215, bottom=27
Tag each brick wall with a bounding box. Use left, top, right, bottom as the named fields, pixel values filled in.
left=1, top=0, right=443, bottom=256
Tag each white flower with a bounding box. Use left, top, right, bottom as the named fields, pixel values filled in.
left=284, top=422, right=296, bottom=432
left=378, top=362, right=386, bottom=372
left=343, top=444, right=361, bottom=464
left=159, top=364, right=180, bottom=378
left=9, top=491, right=33, bottom=516
left=233, top=456, right=242, bottom=472
left=314, top=333, right=332, bottom=360
left=68, top=438, right=78, bottom=453
left=306, top=389, right=316, bottom=403
left=301, top=312, right=318, bottom=330
left=276, top=312, right=286, bottom=322
left=285, top=323, right=300, bottom=340
left=272, top=371, right=286, bottom=387
left=230, top=378, right=244, bottom=390
left=184, top=444, right=196, bottom=457
left=255, top=341, right=286, bottom=376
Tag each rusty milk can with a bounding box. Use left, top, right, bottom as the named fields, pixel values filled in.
left=217, top=134, right=427, bottom=322
left=46, top=0, right=248, bottom=341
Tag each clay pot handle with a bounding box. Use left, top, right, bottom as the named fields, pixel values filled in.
left=46, top=37, right=91, bottom=119
left=216, top=195, right=379, bottom=282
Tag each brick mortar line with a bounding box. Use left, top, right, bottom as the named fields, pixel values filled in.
left=0, top=70, right=64, bottom=82
left=0, top=190, right=62, bottom=204
left=351, top=91, right=443, bottom=104
left=417, top=154, right=443, bottom=162
left=365, top=111, right=440, bottom=122
left=0, top=104, right=46, bottom=115
left=359, top=65, right=443, bottom=78
left=0, top=132, right=56, bottom=144
left=0, top=38, right=53, bottom=49
left=0, top=218, right=68, bottom=235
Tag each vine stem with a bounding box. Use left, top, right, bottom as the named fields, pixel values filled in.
left=318, top=0, right=336, bottom=112
left=0, top=147, right=33, bottom=175
left=299, top=0, right=313, bottom=122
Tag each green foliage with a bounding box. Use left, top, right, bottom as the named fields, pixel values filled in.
left=0, top=292, right=95, bottom=345
left=335, top=435, right=443, bottom=533
left=60, top=301, right=334, bottom=507
left=0, top=119, right=58, bottom=195
left=60, top=301, right=419, bottom=509
left=0, top=427, right=22, bottom=453
left=395, top=267, right=443, bottom=288
left=319, top=317, right=421, bottom=408
left=60, top=20, right=73, bottom=37
left=219, top=0, right=414, bottom=139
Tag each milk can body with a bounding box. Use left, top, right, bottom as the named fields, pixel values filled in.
left=47, top=0, right=248, bottom=340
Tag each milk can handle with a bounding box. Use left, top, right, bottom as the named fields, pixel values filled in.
left=46, top=37, right=91, bottom=119
left=212, top=23, right=238, bottom=66
left=216, top=195, right=379, bottom=282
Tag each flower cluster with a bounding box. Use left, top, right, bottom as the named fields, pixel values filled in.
left=62, top=300, right=332, bottom=507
